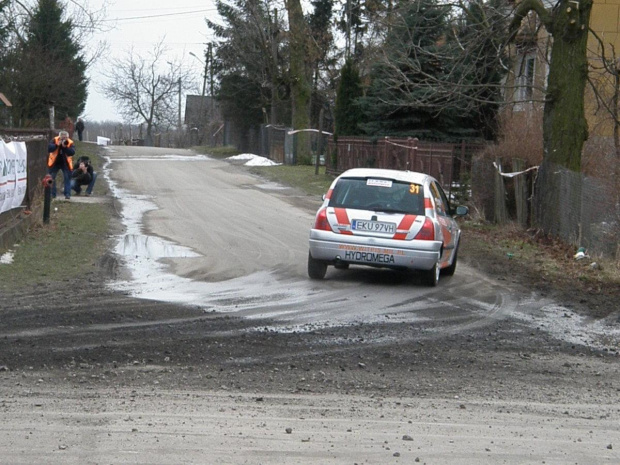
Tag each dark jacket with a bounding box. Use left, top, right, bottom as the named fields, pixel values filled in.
left=76, top=120, right=85, bottom=132
left=72, top=156, right=93, bottom=185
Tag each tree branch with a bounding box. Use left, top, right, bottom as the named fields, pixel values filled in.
left=509, top=0, right=553, bottom=37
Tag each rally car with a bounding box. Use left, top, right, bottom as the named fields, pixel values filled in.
left=308, top=168, right=469, bottom=286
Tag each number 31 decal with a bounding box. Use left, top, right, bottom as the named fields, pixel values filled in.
left=409, top=184, right=420, bottom=194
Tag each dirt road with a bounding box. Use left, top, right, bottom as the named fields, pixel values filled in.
left=0, top=146, right=617, bottom=464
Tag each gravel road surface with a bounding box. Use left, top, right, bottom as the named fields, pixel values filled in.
left=0, top=146, right=617, bottom=464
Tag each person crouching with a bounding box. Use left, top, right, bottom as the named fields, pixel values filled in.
left=71, top=156, right=97, bottom=196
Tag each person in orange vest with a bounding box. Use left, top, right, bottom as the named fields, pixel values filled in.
left=48, top=130, right=75, bottom=200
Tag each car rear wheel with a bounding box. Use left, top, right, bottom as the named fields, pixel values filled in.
left=308, top=252, right=327, bottom=279
left=422, top=262, right=440, bottom=287
left=441, top=245, right=458, bottom=276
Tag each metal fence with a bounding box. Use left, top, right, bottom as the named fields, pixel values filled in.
left=535, top=162, right=619, bottom=258
left=473, top=157, right=620, bottom=259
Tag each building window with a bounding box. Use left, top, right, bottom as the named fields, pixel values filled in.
left=517, top=54, right=536, bottom=102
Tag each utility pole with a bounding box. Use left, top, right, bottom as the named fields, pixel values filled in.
left=208, top=43, right=214, bottom=113
left=270, top=9, right=278, bottom=125
left=190, top=50, right=209, bottom=143
left=178, top=77, right=182, bottom=146
left=315, top=106, right=324, bottom=175
left=207, top=43, right=215, bottom=145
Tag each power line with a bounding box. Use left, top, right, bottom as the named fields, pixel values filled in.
left=103, top=8, right=216, bottom=22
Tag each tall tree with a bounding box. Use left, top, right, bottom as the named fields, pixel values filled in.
left=453, top=0, right=508, bottom=140
left=334, top=58, right=363, bottom=136
left=285, top=0, right=312, bottom=144
left=510, top=0, right=592, bottom=172
left=9, top=0, right=89, bottom=125
left=308, top=0, right=335, bottom=123
left=357, top=0, right=461, bottom=139
left=337, top=0, right=393, bottom=59
left=356, top=0, right=509, bottom=141
left=207, top=0, right=285, bottom=125
left=509, top=0, right=593, bottom=235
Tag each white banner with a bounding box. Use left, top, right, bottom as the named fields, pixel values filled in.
left=0, top=140, right=28, bottom=214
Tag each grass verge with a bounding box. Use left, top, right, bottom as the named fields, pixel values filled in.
left=192, top=145, right=240, bottom=159
left=0, top=142, right=110, bottom=293
left=248, top=165, right=334, bottom=197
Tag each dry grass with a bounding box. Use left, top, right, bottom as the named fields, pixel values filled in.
left=477, top=105, right=544, bottom=167
left=461, top=219, right=620, bottom=317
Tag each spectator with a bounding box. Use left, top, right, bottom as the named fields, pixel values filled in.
left=61, top=115, right=74, bottom=135
left=71, top=156, right=97, bottom=196
left=48, top=130, right=75, bottom=200
left=75, top=118, right=85, bottom=141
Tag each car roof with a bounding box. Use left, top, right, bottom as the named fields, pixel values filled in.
left=338, top=168, right=434, bottom=184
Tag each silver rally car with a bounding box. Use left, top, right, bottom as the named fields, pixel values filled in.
left=308, top=168, right=469, bottom=286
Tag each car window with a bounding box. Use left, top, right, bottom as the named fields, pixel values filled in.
left=429, top=182, right=448, bottom=216
left=329, top=177, right=424, bottom=215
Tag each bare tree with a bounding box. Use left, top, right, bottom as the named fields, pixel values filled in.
left=101, top=40, right=193, bottom=144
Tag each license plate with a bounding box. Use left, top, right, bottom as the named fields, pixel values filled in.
left=352, top=219, right=396, bottom=233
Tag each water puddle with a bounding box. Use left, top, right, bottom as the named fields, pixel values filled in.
left=103, top=150, right=313, bottom=313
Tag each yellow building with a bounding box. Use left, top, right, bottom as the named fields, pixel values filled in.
left=505, top=0, right=620, bottom=138
left=587, top=0, right=620, bottom=137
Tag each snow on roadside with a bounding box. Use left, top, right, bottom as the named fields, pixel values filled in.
left=0, top=250, right=15, bottom=265
left=227, top=153, right=281, bottom=166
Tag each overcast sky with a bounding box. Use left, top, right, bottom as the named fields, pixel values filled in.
left=83, top=1, right=220, bottom=123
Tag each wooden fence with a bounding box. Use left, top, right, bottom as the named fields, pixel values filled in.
left=326, top=136, right=484, bottom=191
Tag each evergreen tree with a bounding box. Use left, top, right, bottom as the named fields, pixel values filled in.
left=309, top=0, right=334, bottom=123
left=0, top=0, right=15, bottom=113
left=453, top=0, right=509, bottom=140
left=12, top=0, right=88, bottom=125
left=357, top=0, right=459, bottom=140
left=218, top=74, right=265, bottom=149
left=334, top=58, right=363, bottom=136
left=208, top=0, right=284, bottom=124
left=357, top=0, right=507, bottom=141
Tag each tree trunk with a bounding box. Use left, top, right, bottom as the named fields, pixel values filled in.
left=542, top=0, right=591, bottom=171
left=285, top=0, right=311, bottom=159
left=532, top=0, right=592, bottom=234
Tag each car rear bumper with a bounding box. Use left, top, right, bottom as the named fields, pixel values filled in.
left=309, top=229, right=441, bottom=271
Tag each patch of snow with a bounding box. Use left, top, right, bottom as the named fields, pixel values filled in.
left=227, top=153, right=281, bottom=166
left=227, top=153, right=257, bottom=160
left=0, top=250, right=15, bottom=264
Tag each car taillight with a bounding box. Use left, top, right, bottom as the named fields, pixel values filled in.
left=414, top=218, right=435, bottom=240
left=314, top=208, right=331, bottom=231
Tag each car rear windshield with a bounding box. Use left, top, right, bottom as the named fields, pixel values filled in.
left=329, top=177, right=425, bottom=215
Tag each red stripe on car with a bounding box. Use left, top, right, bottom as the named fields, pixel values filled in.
left=393, top=215, right=417, bottom=240
left=334, top=208, right=353, bottom=235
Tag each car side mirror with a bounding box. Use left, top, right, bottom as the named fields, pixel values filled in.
left=454, top=205, right=469, bottom=217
